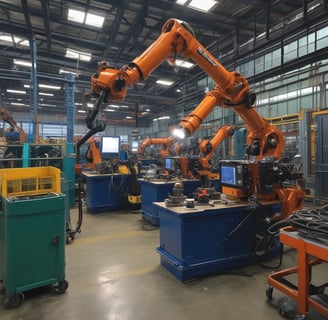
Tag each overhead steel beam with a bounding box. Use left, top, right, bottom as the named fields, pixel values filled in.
left=102, top=5, right=126, bottom=58
left=114, top=7, right=147, bottom=62
left=266, top=1, right=271, bottom=40
left=21, top=0, right=33, bottom=38
left=40, top=0, right=52, bottom=54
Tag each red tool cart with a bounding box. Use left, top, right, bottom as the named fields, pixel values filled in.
left=266, top=226, right=328, bottom=319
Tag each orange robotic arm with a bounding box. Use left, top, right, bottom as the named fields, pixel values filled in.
left=91, top=18, right=283, bottom=161
left=0, top=108, right=26, bottom=143
left=198, top=125, right=236, bottom=170
left=174, top=86, right=284, bottom=161
left=90, top=18, right=304, bottom=218
left=138, top=136, right=174, bottom=157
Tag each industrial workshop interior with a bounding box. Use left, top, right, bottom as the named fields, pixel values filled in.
left=1, top=0, right=328, bottom=319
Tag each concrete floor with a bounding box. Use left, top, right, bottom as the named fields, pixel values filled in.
left=0, top=205, right=327, bottom=320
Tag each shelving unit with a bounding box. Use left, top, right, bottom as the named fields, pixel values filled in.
left=267, top=226, right=328, bottom=318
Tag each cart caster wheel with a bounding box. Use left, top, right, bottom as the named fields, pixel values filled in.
left=52, top=280, right=69, bottom=294
left=66, top=234, right=74, bottom=244
left=266, top=286, right=273, bottom=300
left=278, top=297, right=297, bottom=318
left=3, top=292, right=24, bottom=309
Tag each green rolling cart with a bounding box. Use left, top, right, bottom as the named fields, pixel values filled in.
left=0, top=167, right=68, bottom=308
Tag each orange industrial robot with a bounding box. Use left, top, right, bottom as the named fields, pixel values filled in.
left=87, top=18, right=305, bottom=220
left=0, top=108, right=26, bottom=143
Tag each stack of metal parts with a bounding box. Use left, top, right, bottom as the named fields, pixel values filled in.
left=165, top=181, right=187, bottom=207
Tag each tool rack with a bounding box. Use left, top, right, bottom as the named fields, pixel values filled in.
left=266, top=226, right=328, bottom=318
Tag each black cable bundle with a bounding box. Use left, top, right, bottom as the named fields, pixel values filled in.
left=268, top=204, right=328, bottom=244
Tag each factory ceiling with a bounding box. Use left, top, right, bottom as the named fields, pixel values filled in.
left=0, top=0, right=326, bottom=127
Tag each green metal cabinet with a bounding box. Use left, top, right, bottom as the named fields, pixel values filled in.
left=0, top=193, right=68, bottom=308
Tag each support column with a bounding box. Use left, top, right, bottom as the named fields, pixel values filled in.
left=29, top=38, right=38, bottom=143
left=65, top=73, right=76, bottom=143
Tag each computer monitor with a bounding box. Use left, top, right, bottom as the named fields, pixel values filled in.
left=131, top=140, right=139, bottom=153
left=100, top=136, right=120, bottom=159
left=164, top=157, right=178, bottom=172
left=164, top=158, right=172, bottom=171
left=220, top=160, right=250, bottom=197
left=220, top=165, right=237, bottom=186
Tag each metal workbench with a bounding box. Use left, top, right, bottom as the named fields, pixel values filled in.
left=154, top=200, right=282, bottom=282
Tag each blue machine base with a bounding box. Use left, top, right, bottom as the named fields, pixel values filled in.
left=157, top=245, right=281, bottom=282
left=87, top=204, right=122, bottom=213
left=155, top=201, right=283, bottom=282
left=142, top=210, right=160, bottom=226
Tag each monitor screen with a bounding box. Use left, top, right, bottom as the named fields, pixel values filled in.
left=131, top=140, right=139, bottom=152
left=101, top=136, right=120, bottom=159
left=164, top=158, right=172, bottom=170
left=220, top=165, right=236, bottom=185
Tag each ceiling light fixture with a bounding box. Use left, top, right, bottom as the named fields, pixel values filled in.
left=14, top=59, right=32, bottom=67
left=39, top=92, right=54, bottom=96
left=156, top=79, right=174, bottom=86
left=6, top=89, right=26, bottom=94
left=175, top=59, right=194, bottom=69
left=153, top=116, right=170, bottom=121
left=40, top=103, right=57, bottom=107
left=10, top=102, right=25, bottom=106
left=59, top=68, right=78, bottom=76
left=39, top=84, right=61, bottom=90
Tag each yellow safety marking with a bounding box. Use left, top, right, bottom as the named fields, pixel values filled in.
left=119, top=265, right=158, bottom=278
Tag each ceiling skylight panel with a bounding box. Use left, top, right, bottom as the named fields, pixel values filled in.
left=65, top=48, right=92, bottom=62
left=188, top=0, right=216, bottom=12
left=68, top=8, right=85, bottom=23
left=68, top=8, right=104, bottom=28
left=86, top=13, right=105, bottom=28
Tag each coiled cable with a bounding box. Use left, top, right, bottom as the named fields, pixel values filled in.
left=267, top=204, right=328, bottom=244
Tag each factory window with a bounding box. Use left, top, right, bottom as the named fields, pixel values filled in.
left=300, top=95, right=313, bottom=107
left=269, top=103, right=279, bottom=117
left=264, top=52, right=272, bottom=70
left=274, top=49, right=281, bottom=68
left=197, top=78, right=207, bottom=91
left=263, top=49, right=280, bottom=70
left=39, top=124, right=67, bottom=138
left=317, top=26, right=328, bottom=50
left=255, top=56, right=264, bottom=74
left=298, top=36, right=308, bottom=57
left=284, top=40, right=298, bottom=63
left=308, top=32, right=316, bottom=53
left=287, top=99, right=298, bottom=114
left=120, top=135, right=128, bottom=144
left=261, top=105, right=270, bottom=118
left=239, top=60, right=254, bottom=78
